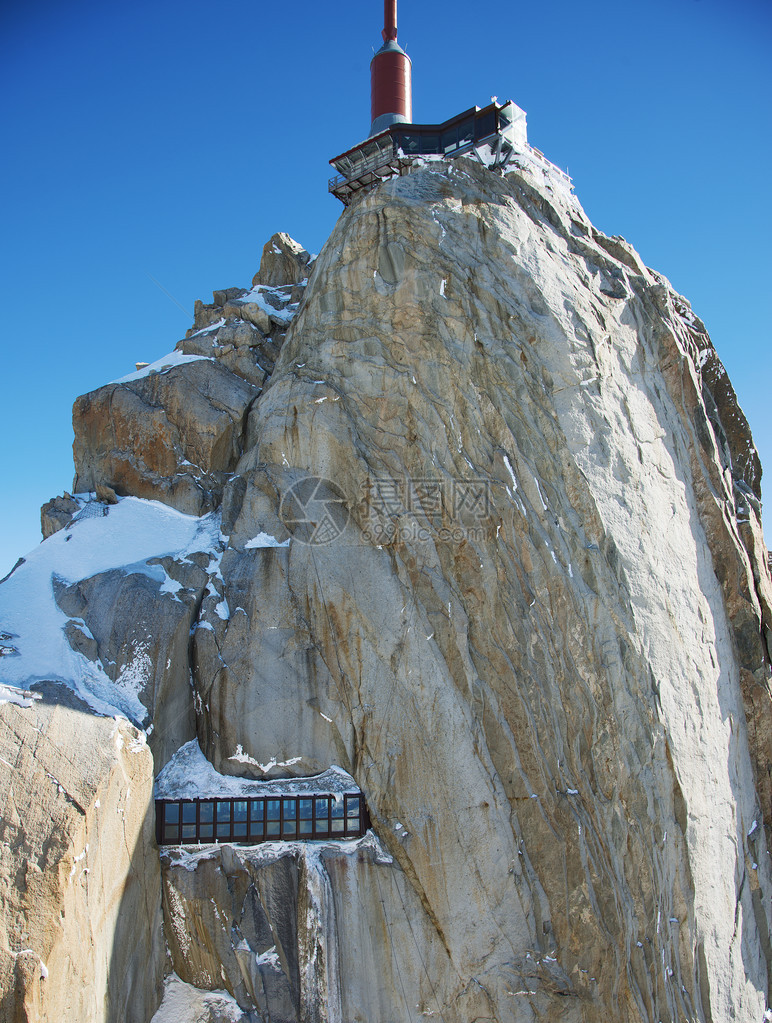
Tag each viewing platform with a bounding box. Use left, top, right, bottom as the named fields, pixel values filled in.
left=329, top=99, right=529, bottom=205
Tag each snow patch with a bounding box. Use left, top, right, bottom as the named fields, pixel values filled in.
left=244, top=532, right=290, bottom=549
left=113, top=350, right=213, bottom=385
left=0, top=684, right=40, bottom=708
left=156, top=739, right=358, bottom=799
left=0, top=497, right=222, bottom=721
left=150, top=973, right=245, bottom=1023
left=164, top=830, right=392, bottom=872
left=113, top=641, right=153, bottom=723
left=158, top=572, right=184, bottom=599
left=256, top=945, right=282, bottom=971
left=238, top=284, right=298, bottom=326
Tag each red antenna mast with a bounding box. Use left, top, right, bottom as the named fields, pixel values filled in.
left=382, top=0, right=398, bottom=41
left=370, top=0, right=412, bottom=136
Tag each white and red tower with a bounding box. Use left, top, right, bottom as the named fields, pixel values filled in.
left=370, top=0, right=412, bottom=136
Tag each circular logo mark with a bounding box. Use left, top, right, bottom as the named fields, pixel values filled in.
left=279, top=476, right=350, bottom=546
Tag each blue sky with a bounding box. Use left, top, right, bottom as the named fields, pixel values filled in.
left=1, top=0, right=770, bottom=577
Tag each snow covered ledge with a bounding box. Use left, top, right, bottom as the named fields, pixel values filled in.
left=155, top=740, right=362, bottom=801
left=154, top=740, right=372, bottom=846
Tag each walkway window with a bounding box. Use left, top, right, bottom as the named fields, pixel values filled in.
left=200, top=802, right=214, bottom=841
left=156, top=792, right=370, bottom=846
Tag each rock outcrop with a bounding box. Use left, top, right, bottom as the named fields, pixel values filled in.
left=71, top=233, right=311, bottom=518
left=1, top=153, right=771, bottom=1023
left=40, top=493, right=80, bottom=540
left=251, top=232, right=312, bottom=289
left=72, top=359, right=260, bottom=517
left=0, top=695, right=162, bottom=1023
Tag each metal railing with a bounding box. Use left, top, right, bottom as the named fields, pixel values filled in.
left=155, top=792, right=369, bottom=846
left=328, top=147, right=407, bottom=195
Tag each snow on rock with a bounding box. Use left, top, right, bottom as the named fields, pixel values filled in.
left=112, top=350, right=213, bottom=385
left=155, top=739, right=359, bottom=799
left=0, top=497, right=222, bottom=720
left=150, top=973, right=247, bottom=1023
left=165, top=830, right=391, bottom=874
left=244, top=531, right=290, bottom=549
left=226, top=745, right=302, bottom=773
left=237, top=284, right=299, bottom=327
left=0, top=684, right=41, bottom=708
left=256, top=945, right=281, bottom=971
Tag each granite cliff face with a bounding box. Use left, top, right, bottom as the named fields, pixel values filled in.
left=1, top=160, right=771, bottom=1023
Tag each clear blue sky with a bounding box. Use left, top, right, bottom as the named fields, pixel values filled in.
left=1, top=0, right=770, bottom=577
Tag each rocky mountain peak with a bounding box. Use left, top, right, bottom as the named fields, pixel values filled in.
left=1, top=158, right=771, bottom=1022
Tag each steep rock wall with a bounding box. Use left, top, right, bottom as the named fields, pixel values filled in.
left=1, top=159, right=769, bottom=1023
left=0, top=696, right=163, bottom=1023
left=186, top=159, right=772, bottom=1020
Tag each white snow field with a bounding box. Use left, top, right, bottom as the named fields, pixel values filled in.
left=0, top=495, right=223, bottom=720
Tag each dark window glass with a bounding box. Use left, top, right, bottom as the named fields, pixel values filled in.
left=420, top=134, right=439, bottom=154
left=475, top=111, right=496, bottom=140
left=458, top=120, right=474, bottom=146
left=158, top=792, right=368, bottom=845
left=442, top=128, right=458, bottom=153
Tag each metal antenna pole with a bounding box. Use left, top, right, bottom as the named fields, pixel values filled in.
left=383, top=0, right=398, bottom=41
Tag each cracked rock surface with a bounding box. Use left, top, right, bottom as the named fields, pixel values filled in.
left=184, top=160, right=772, bottom=1021
left=1, top=162, right=771, bottom=1023
left=0, top=696, right=162, bottom=1023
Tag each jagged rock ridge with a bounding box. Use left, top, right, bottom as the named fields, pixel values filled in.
left=0, top=160, right=770, bottom=1023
